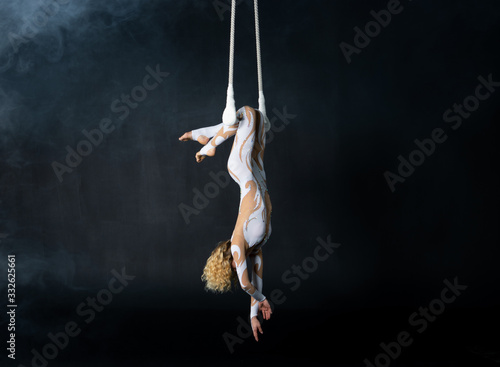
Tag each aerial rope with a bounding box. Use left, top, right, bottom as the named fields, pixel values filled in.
left=222, top=0, right=271, bottom=132
left=179, top=1, right=274, bottom=338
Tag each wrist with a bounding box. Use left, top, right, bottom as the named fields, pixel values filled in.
left=252, top=290, right=266, bottom=303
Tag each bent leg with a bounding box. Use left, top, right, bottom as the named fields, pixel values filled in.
left=199, top=123, right=238, bottom=157
left=191, top=122, right=224, bottom=144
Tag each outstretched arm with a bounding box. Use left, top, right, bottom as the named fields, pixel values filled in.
left=246, top=249, right=272, bottom=342
left=248, top=251, right=264, bottom=320
left=230, top=243, right=266, bottom=302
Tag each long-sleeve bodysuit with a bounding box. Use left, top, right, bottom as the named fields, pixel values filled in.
left=192, top=106, right=272, bottom=319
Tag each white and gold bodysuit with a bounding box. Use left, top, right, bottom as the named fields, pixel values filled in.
left=192, top=106, right=272, bottom=319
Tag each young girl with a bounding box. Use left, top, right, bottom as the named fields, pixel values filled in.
left=179, top=106, right=272, bottom=341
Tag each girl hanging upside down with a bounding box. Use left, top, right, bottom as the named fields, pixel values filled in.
left=179, top=106, right=272, bottom=341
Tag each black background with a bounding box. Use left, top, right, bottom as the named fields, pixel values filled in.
left=0, top=0, right=499, bottom=366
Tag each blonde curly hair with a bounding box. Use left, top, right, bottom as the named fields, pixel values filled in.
left=201, top=240, right=237, bottom=293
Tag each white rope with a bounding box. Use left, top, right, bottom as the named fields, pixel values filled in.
left=254, top=0, right=270, bottom=132
left=254, top=0, right=263, bottom=93
left=222, top=0, right=237, bottom=126
left=228, top=0, right=236, bottom=86
left=223, top=0, right=269, bottom=131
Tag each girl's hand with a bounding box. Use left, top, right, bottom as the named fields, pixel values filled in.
left=251, top=316, right=263, bottom=342
left=259, top=299, right=272, bottom=320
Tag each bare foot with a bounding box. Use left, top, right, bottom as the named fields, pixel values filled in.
left=195, top=147, right=215, bottom=163
left=179, top=131, right=192, bottom=141
left=195, top=152, right=206, bottom=163
left=179, top=132, right=209, bottom=145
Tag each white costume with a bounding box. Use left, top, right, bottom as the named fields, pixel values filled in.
left=193, top=106, right=272, bottom=319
